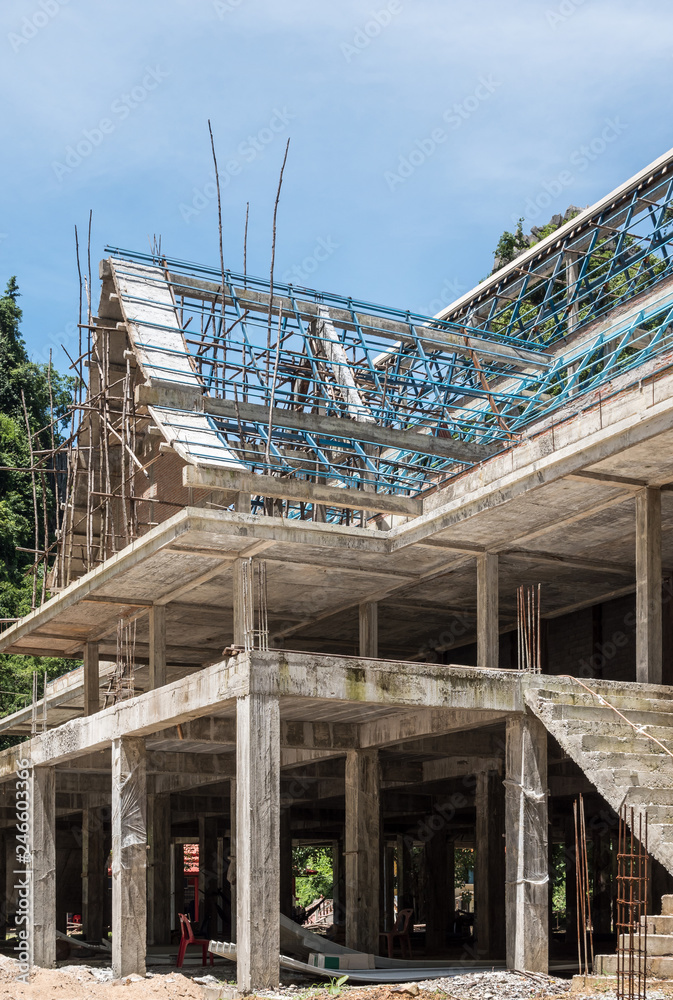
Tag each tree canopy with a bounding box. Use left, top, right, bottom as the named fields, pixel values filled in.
left=0, top=278, right=77, bottom=736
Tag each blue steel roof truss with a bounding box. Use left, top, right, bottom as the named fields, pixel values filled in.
left=105, top=161, right=673, bottom=521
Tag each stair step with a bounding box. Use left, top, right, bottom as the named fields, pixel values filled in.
left=620, top=933, right=673, bottom=956
left=654, top=826, right=673, bottom=844
left=645, top=914, right=673, bottom=934
left=651, top=956, right=673, bottom=976
left=624, top=788, right=673, bottom=806
left=633, top=805, right=673, bottom=824
left=568, top=721, right=673, bottom=742
left=593, top=768, right=673, bottom=789
left=594, top=954, right=617, bottom=975
left=537, top=688, right=673, bottom=713
left=547, top=703, right=673, bottom=727
left=582, top=734, right=673, bottom=754
left=594, top=953, right=673, bottom=977
left=587, top=751, right=673, bottom=771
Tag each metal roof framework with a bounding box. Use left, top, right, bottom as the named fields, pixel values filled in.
left=92, top=147, right=673, bottom=525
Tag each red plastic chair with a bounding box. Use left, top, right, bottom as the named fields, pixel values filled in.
left=379, top=908, right=414, bottom=958
left=176, top=913, right=214, bottom=968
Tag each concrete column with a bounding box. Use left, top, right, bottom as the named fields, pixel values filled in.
left=82, top=805, right=106, bottom=943
left=475, top=770, right=506, bottom=958
left=280, top=804, right=293, bottom=918
left=235, top=492, right=252, bottom=513
left=359, top=602, right=378, bottom=658
left=111, top=736, right=147, bottom=978
left=636, top=488, right=662, bottom=684
left=83, top=641, right=100, bottom=716
left=505, top=714, right=548, bottom=973
left=199, top=816, right=219, bottom=938
left=236, top=690, right=280, bottom=991
left=30, top=765, right=56, bottom=968
left=148, top=793, right=171, bottom=945
left=345, top=749, right=380, bottom=954
left=424, top=831, right=448, bottom=954
left=477, top=553, right=499, bottom=670
left=149, top=606, right=166, bottom=689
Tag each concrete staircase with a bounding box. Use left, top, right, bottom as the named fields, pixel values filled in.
left=595, top=894, right=673, bottom=977
left=524, top=676, right=673, bottom=875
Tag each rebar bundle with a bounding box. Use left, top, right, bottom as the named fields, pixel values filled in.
left=105, top=619, right=137, bottom=705
left=574, top=793, right=594, bottom=976
left=241, top=558, right=269, bottom=652
left=517, top=583, right=542, bottom=672
left=617, top=806, right=649, bottom=1000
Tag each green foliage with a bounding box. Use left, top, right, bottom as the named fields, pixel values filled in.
left=493, top=218, right=528, bottom=268
left=326, top=975, right=349, bottom=996
left=0, top=277, right=77, bottom=740
left=454, top=847, right=474, bottom=888
left=292, top=845, right=334, bottom=906
left=551, top=844, right=567, bottom=920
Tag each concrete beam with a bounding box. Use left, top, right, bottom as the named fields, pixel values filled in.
left=399, top=365, right=673, bottom=549
left=183, top=465, right=422, bottom=518
left=137, top=384, right=493, bottom=464
left=0, top=657, right=246, bottom=777
left=111, top=737, right=147, bottom=978
left=360, top=708, right=509, bottom=748
left=0, top=654, right=527, bottom=778
left=636, top=488, right=662, bottom=684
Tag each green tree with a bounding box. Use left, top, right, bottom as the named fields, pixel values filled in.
left=292, top=845, right=334, bottom=906
left=0, top=278, right=77, bottom=739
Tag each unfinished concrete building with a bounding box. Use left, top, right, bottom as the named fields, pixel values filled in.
left=0, top=146, right=673, bottom=990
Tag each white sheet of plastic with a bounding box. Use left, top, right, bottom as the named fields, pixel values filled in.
left=110, top=259, right=244, bottom=473
left=208, top=939, right=500, bottom=983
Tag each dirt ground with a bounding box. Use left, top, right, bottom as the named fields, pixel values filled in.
left=0, top=957, right=208, bottom=999
left=1, top=959, right=664, bottom=1000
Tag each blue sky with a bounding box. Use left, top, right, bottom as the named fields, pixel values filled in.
left=1, top=0, right=672, bottom=364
